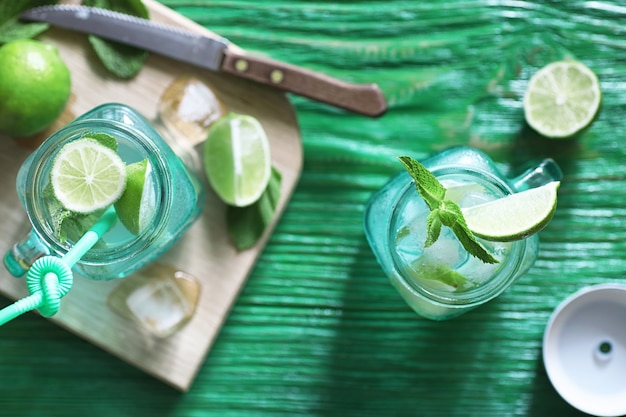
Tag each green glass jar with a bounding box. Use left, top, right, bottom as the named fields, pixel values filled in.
left=364, top=147, right=562, bottom=320
left=4, top=103, right=205, bottom=280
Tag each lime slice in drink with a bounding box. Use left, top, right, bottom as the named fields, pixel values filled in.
left=51, top=138, right=126, bottom=213
left=203, top=113, right=271, bottom=207
left=461, top=181, right=560, bottom=242
left=114, top=159, right=154, bottom=235
left=523, top=60, right=601, bottom=138
left=407, top=259, right=471, bottom=292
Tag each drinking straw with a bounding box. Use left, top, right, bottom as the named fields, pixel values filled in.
left=0, top=206, right=118, bottom=326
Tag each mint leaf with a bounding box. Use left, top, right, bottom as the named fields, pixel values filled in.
left=399, top=156, right=498, bottom=264
left=62, top=209, right=107, bottom=244
left=424, top=209, right=441, bottom=247
left=44, top=183, right=71, bottom=240
left=84, top=0, right=149, bottom=79
left=44, top=183, right=106, bottom=245
left=0, top=19, right=49, bottom=43
left=88, top=37, right=148, bottom=78
left=0, top=1, right=59, bottom=44
left=84, top=132, right=118, bottom=151
left=398, top=156, right=445, bottom=210
left=227, top=166, right=282, bottom=250
left=44, top=133, right=120, bottom=244
left=442, top=200, right=498, bottom=264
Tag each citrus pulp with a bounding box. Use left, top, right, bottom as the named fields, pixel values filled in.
left=203, top=113, right=271, bottom=206
left=51, top=138, right=127, bottom=213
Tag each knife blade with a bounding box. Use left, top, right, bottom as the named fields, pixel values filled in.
left=20, top=5, right=387, bottom=117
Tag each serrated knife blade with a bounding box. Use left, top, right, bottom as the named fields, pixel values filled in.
left=21, top=5, right=387, bottom=117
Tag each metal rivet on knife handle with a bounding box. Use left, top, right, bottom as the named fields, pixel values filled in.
left=270, top=70, right=284, bottom=84
left=221, top=49, right=387, bottom=117
left=235, top=59, right=249, bottom=72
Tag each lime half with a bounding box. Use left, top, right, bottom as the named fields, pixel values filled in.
left=51, top=138, right=126, bottom=213
left=203, top=113, right=271, bottom=207
left=462, top=181, right=560, bottom=242
left=114, top=159, right=154, bottom=235
left=524, top=61, right=601, bottom=138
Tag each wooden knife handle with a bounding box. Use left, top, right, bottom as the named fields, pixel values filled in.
left=222, top=49, right=387, bottom=117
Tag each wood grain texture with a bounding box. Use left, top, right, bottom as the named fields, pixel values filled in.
left=0, top=0, right=302, bottom=392
left=1, top=1, right=626, bottom=416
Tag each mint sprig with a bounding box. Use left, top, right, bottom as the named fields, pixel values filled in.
left=398, top=156, right=498, bottom=264
left=84, top=0, right=149, bottom=79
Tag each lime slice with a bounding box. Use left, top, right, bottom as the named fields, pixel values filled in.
left=51, top=138, right=126, bottom=213
left=523, top=61, right=601, bottom=138
left=114, top=159, right=154, bottom=235
left=407, top=259, right=471, bottom=292
left=461, top=181, right=560, bottom=242
left=203, top=113, right=271, bottom=207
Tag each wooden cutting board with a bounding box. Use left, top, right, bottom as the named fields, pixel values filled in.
left=0, top=0, right=302, bottom=391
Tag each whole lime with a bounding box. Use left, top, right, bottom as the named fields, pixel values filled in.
left=0, top=39, right=71, bottom=138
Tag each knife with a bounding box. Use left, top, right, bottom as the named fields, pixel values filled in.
left=20, top=5, right=387, bottom=117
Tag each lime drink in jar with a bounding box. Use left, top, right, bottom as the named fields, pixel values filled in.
left=364, top=147, right=561, bottom=320
left=4, top=103, right=205, bottom=281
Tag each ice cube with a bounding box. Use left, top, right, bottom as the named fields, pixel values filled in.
left=126, top=278, right=188, bottom=336
left=426, top=227, right=466, bottom=267
left=108, top=263, right=200, bottom=338
left=157, top=76, right=226, bottom=146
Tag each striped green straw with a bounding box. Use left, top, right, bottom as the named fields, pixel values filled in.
left=0, top=206, right=118, bottom=326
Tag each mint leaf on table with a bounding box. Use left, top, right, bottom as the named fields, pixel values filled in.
left=0, top=1, right=59, bottom=44
left=398, top=156, right=498, bottom=264
left=226, top=166, right=282, bottom=250
left=84, top=0, right=149, bottom=78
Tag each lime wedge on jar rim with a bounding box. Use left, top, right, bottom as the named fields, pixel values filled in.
left=461, top=181, right=560, bottom=242
left=523, top=60, right=601, bottom=138
left=203, top=113, right=271, bottom=207
left=51, top=138, right=126, bottom=213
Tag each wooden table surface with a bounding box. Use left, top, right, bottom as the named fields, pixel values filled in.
left=1, top=1, right=624, bottom=416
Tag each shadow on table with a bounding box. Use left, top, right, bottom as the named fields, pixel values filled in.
left=314, top=240, right=506, bottom=417
left=0, top=300, right=182, bottom=417
left=494, top=122, right=586, bottom=179
left=316, top=232, right=597, bottom=417
left=526, top=348, right=589, bottom=417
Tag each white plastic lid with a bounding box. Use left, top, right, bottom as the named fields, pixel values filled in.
left=543, top=283, right=626, bottom=417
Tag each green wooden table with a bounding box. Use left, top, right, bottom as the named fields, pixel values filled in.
left=1, top=1, right=623, bottom=415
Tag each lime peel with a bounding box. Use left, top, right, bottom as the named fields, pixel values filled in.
left=408, top=259, right=471, bottom=292
left=114, top=159, right=153, bottom=235
left=462, top=181, right=560, bottom=242
left=203, top=113, right=272, bottom=207
left=0, top=39, right=71, bottom=138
